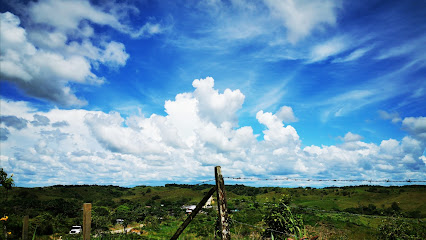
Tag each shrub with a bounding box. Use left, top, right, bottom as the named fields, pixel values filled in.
left=263, top=195, right=304, bottom=240
left=378, top=216, right=425, bottom=239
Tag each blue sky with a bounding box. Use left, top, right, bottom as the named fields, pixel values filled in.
left=0, top=0, right=425, bottom=187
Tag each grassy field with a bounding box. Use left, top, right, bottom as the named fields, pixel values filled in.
left=1, top=184, right=425, bottom=239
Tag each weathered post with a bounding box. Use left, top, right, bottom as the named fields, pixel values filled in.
left=215, top=166, right=230, bottom=240
left=83, top=203, right=91, bottom=240
left=22, top=215, right=29, bottom=240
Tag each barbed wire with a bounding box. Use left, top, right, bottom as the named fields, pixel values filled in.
left=194, top=179, right=215, bottom=185
left=224, top=176, right=426, bottom=183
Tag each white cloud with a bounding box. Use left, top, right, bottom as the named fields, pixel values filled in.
left=100, top=42, right=129, bottom=67
left=318, top=89, right=377, bottom=122
left=0, top=12, right=99, bottom=106
left=192, top=77, right=245, bottom=126
left=376, top=36, right=426, bottom=60
left=264, top=0, right=339, bottom=43
left=256, top=110, right=300, bottom=147
left=378, top=110, right=402, bottom=123
left=28, top=0, right=162, bottom=38
left=0, top=0, right=160, bottom=106
left=275, top=106, right=298, bottom=123
left=420, top=155, right=426, bottom=165
left=333, top=47, right=371, bottom=63
left=166, top=0, right=342, bottom=64
left=29, top=0, right=121, bottom=32
left=1, top=78, right=425, bottom=186
left=308, top=37, right=347, bottom=62
left=402, top=116, right=426, bottom=139
left=342, top=132, right=363, bottom=142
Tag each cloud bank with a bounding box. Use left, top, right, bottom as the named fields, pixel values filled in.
left=1, top=77, right=424, bottom=186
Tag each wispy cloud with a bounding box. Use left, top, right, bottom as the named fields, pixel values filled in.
left=333, top=47, right=372, bottom=63
left=378, top=110, right=402, bottom=123
left=307, top=36, right=347, bottom=63
left=376, top=36, right=426, bottom=60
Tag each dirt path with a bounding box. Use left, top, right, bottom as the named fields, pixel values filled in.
left=110, top=224, right=144, bottom=234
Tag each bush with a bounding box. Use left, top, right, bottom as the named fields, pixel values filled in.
left=378, top=216, right=425, bottom=239
left=263, top=195, right=304, bottom=240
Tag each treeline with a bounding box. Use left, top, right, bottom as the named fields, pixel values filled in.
left=343, top=202, right=423, bottom=218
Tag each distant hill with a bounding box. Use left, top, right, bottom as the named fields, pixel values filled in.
left=1, top=184, right=425, bottom=239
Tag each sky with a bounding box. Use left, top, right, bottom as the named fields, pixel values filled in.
left=0, top=0, right=425, bottom=187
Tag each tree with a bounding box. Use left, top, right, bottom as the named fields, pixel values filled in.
left=0, top=168, right=14, bottom=201
left=92, top=206, right=111, bottom=233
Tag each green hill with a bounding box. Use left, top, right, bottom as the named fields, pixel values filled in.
left=1, top=184, right=425, bottom=239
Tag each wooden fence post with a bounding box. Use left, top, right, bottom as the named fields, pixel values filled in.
left=170, top=186, right=217, bottom=240
left=22, top=215, right=29, bottom=240
left=83, top=203, right=91, bottom=240
left=215, top=166, right=230, bottom=240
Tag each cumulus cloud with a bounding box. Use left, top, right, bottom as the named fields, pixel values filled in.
left=341, top=132, right=363, bottom=142
left=0, top=0, right=161, bottom=106
left=0, top=11, right=94, bottom=106
left=402, top=116, right=426, bottom=139
left=192, top=77, right=245, bottom=126
left=256, top=110, right=300, bottom=147
left=0, top=78, right=425, bottom=186
left=275, top=106, right=298, bottom=123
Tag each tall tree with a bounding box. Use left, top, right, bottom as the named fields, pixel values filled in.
left=0, top=168, right=14, bottom=201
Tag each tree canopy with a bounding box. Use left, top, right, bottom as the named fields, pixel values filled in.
left=0, top=168, right=14, bottom=191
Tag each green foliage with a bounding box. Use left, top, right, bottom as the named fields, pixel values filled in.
left=263, top=195, right=305, bottom=239
left=188, top=214, right=215, bottom=238
left=143, top=215, right=160, bottom=231
left=0, top=168, right=14, bottom=202
left=0, top=168, right=14, bottom=191
left=1, top=184, right=425, bottom=239
left=378, top=216, right=425, bottom=239
left=45, top=198, right=80, bottom=218
left=92, top=206, right=112, bottom=232
left=32, top=212, right=54, bottom=235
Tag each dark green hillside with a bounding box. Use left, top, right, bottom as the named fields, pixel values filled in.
left=1, top=184, right=425, bottom=239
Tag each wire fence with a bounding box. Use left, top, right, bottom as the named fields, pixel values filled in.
left=159, top=173, right=424, bottom=238
left=194, top=179, right=215, bottom=185
left=224, top=176, right=426, bottom=183
left=218, top=174, right=426, bottom=238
